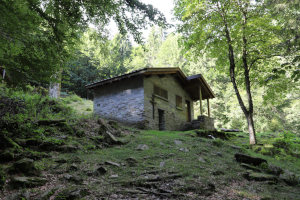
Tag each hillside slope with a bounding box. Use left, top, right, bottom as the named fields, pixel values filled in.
left=0, top=85, right=299, bottom=200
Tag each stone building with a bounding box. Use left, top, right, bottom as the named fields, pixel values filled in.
left=86, top=68, right=215, bottom=130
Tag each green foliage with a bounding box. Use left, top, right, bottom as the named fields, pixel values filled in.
left=1, top=0, right=166, bottom=86
left=0, top=84, right=75, bottom=138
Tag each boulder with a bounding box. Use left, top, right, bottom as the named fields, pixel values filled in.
left=240, top=163, right=262, bottom=172
left=9, top=158, right=40, bottom=176
left=10, top=176, right=47, bottom=188
left=234, top=153, right=267, bottom=166
left=243, top=171, right=278, bottom=182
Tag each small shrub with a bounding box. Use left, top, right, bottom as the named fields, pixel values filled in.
left=86, top=108, right=92, bottom=111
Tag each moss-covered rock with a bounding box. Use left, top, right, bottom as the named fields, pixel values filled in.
left=0, top=150, right=14, bottom=163
left=10, top=176, right=47, bottom=189
left=8, top=158, right=40, bottom=176
left=243, top=171, right=278, bottom=182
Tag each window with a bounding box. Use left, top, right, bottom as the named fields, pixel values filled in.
left=154, top=85, right=168, bottom=100
left=176, top=95, right=183, bottom=108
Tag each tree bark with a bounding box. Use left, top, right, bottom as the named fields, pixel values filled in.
left=246, top=113, right=256, bottom=145
left=49, top=69, right=62, bottom=99
left=241, top=4, right=256, bottom=144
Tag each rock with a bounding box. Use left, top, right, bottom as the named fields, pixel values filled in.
left=63, top=174, right=83, bottom=184
left=195, top=130, right=230, bottom=140
left=57, top=145, right=78, bottom=153
left=94, top=166, right=107, bottom=175
left=55, top=188, right=89, bottom=200
left=110, top=174, right=119, bottom=178
left=103, top=131, right=123, bottom=145
left=174, top=140, right=183, bottom=145
left=39, top=141, right=62, bottom=151
left=160, top=161, right=165, bottom=167
left=38, top=188, right=58, bottom=200
left=234, top=153, right=267, bottom=166
left=240, top=163, right=262, bottom=172
left=198, top=157, right=206, bottom=163
left=0, top=150, right=14, bottom=163
left=125, top=157, right=138, bottom=167
left=105, top=161, right=120, bottom=167
left=68, top=164, right=78, bottom=171
left=216, top=152, right=222, bottom=157
left=279, top=170, right=299, bottom=186
left=266, top=164, right=283, bottom=176
left=243, top=171, right=278, bottom=182
left=9, top=158, right=40, bottom=176
left=10, top=176, right=47, bottom=188
left=136, top=144, right=149, bottom=151
left=25, top=138, right=43, bottom=146
left=179, top=147, right=189, bottom=152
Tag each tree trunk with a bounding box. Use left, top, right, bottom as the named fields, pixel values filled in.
left=49, top=81, right=60, bottom=98
left=246, top=113, right=256, bottom=145
left=219, top=6, right=257, bottom=145
left=49, top=69, right=62, bottom=99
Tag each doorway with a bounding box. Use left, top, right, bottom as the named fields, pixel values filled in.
left=185, top=100, right=191, bottom=122
left=158, top=109, right=165, bottom=130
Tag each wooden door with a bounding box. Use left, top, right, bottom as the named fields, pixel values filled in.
left=158, top=109, right=165, bottom=130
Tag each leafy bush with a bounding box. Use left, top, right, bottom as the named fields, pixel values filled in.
left=0, top=84, right=76, bottom=138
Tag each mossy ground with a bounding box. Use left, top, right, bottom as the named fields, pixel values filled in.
left=2, top=129, right=298, bottom=200
left=0, top=85, right=299, bottom=199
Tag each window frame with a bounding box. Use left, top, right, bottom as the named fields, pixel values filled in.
left=175, top=95, right=183, bottom=110
left=153, top=85, right=168, bottom=101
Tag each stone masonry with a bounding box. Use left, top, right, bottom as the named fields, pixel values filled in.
left=143, top=74, right=194, bottom=130
left=93, top=76, right=145, bottom=126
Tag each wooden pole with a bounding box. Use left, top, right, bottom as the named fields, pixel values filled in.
left=199, top=87, right=203, bottom=115
left=207, top=98, right=210, bottom=118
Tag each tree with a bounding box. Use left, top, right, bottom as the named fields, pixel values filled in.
left=174, top=0, right=295, bottom=144
left=0, top=0, right=166, bottom=86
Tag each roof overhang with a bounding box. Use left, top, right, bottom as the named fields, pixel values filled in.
left=85, top=67, right=215, bottom=100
